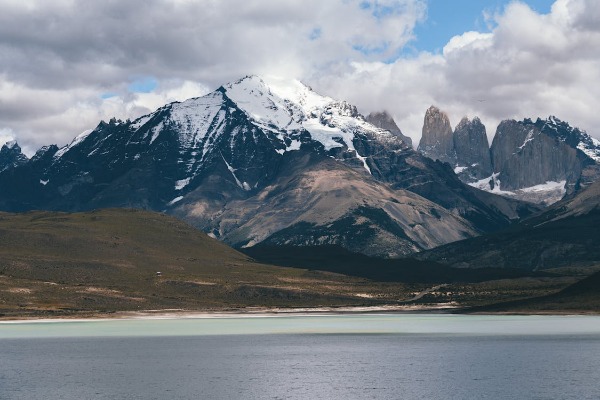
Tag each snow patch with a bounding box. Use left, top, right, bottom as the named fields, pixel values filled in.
left=39, top=179, right=49, bottom=186
left=221, top=153, right=251, bottom=191
left=518, top=128, right=536, bottom=150
left=469, top=173, right=515, bottom=196
left=175, top=177, right=191, bottom=190
left=167, top=196, right=184, bottom=206
left=519, top=180, right=566, bottom=193
left=454, top=166, right=468, bottom=174
left=4, top=140, right=18, bottom=149
left=149, top=122, right=163, bottom=145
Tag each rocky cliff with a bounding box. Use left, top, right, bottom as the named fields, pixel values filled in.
left=365, top=111, right=412, bottom=147
left=417, top=106, right=600, bottom=205
left=0, top=141, right=28, bottom=173
left=483, top=117, right=600, bottom=204
left=417, top=106, right=455, bottom=164
left=453, top=117, right=492, bottom=182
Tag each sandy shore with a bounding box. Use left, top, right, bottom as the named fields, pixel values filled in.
left=2, top=303, right=598, bottom=323
left=0, top=303, right=462, bottom=322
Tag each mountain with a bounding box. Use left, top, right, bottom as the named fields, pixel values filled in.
left=0, top=140, right=28, bottom=173
left=417, top=107, right=600, bottom=206
left=416, top=180, right=600, bottom=271
left=417, top=105, right=455, bottom=164
left=172, top=151, right=476, bottom=257
left=0, top=76, right=536, bottom=256
left=482, top=116, right=600, bottom=204
left=453, top=117, right=492, bottom=181
left=365, top=111, right=412, bottom=147
left=417, top=106, right=492, bottom=183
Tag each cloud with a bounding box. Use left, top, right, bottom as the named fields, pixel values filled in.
left=313, top=0, right=600, bottom=146
left=0, top=0, right=425, bottom=153
left=0, top=127, right=15, bottom=148
left=0, top=0, right=598, bottom=156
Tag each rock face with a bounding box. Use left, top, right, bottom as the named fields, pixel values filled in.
left=453, top=117, right=492, bottom=181
left=491, top=119, right=581, bottom=190
left=484, top=117, right=600, bottom=203
left=417, top=106, right=455, bottom=164
left=417, top=107, right=492, bottom=183
left=365, top=111, right=412, bottom=147
left=0, top=141, right=28, bottom=172
left=417, top=106, right=600, bottom=205
left=0, top=76, right=538, bottom=256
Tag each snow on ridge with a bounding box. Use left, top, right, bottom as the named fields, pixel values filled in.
left=518, top=180, right=566, bottom=193
left=3, top=140, right=18, bottom=149
left=167, top=91, right=226, bottom=151
left=577, top=136, right=600, bottom=162
left=222, top=75, right=389, bottom=174
left=53, top=128, right=94, bottom=159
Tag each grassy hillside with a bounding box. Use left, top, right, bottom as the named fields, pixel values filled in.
left=463, top=270, right=600, bottom=313
left=0, top=208, right=596, bottom=317
left=0, top=209, right=422, bottom=318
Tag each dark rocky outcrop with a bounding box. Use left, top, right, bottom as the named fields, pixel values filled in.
left=417, top=107, right=600, bottom=205
left=0, top=141, right=28, bottom=172
left=490, top=117, right=599, bottom=196
left=366, top=111, right=412, bottom=147
left=453, top=117, right=492, bottom=181
left=417, top=106, right=455, bottom=164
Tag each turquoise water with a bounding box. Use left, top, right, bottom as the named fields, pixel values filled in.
left=1, top=314, right=599, bottom=399
left=2, top=313, right=600, bottom=338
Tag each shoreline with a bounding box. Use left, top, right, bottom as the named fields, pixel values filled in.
left=1, top=303, right=599, bottom=323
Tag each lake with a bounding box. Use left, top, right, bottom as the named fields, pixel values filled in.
left=1, top=313, right=599, bottom=399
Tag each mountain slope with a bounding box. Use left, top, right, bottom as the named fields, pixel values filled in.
left=172, top=151, right=476, bottom=257
left=417, top=180, right=600, bottom=270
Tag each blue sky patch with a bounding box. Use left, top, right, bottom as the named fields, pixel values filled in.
left=411, top=0, right=554, bottom=54
left=309, top=28, right=322, bottom=41
left=128, top=76, right=158, bottom=93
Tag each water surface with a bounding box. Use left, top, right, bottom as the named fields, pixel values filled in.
left=1, top=314, right=599, bottom=399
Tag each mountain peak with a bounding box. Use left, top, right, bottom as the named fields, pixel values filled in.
left=3, top=140, right=18, bottom=150
left=0, top=139, right=28, bottom=172
left=365, top=111, right=412, bottom=147
left=418, top=105, right=455, bottom=164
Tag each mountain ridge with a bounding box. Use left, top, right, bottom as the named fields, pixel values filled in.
left=0, top=75, right=537, bottom=256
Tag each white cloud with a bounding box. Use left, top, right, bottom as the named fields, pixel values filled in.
left=0, top=0, right=425, bottom=151
left=313, top=0, right=600, bottom=146
left=0, top=0, right=598, bottom=155
left=0, top=128, right=15, bottom=148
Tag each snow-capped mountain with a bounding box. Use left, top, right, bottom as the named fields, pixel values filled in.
left=0, top=140, right=28, bottom=173
left=0, top=76, right=535, bottom=256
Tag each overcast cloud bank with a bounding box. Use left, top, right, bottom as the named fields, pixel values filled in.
left=0, top=0, right=598, bottom=155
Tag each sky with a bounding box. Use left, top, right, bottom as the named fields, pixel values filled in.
left=0, top=0, right=598, bottom=155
